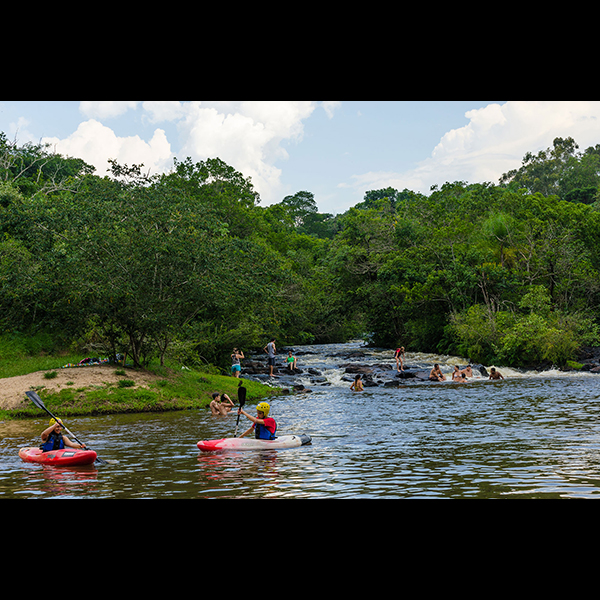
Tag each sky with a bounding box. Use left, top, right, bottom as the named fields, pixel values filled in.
left=2, top=100, right=600, bottom=215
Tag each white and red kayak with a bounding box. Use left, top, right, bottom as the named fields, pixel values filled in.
left=197, top=434, right=312, bottom=453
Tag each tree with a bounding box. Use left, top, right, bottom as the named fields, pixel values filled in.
left=500, top=136, right=600, bottom=200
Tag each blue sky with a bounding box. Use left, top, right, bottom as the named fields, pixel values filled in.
left=2, top=101, right=599, bottom=214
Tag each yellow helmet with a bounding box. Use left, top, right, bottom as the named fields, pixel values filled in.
left=256, top=402, right=270, bottom=416
left=49, top=417, right=63, bottom=426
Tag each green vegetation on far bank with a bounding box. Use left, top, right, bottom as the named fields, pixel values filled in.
left=2, top=369, right=280, bottom=420
left=0, top=338, right=282, bottom=420
left=3, top=132, right=600, bottom=376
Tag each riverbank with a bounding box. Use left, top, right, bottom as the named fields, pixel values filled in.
left=0, top=364, right=281, bottom=419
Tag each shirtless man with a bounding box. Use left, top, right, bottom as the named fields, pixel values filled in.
left=210, top=392, right=235, bottom=416
left=489, top=367, right=504, bottom=380
left=429, top=364, right=446, bottom=381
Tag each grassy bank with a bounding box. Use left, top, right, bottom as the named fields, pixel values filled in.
left=2, top=369, right=281, bottom=420
left=0, top=332, right=282, bottom=420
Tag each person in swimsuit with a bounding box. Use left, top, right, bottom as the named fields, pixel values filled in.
left=395, top=347, right=405, bottom=372
left=210, top=392, right=235, bottom=416
left=429, top=364, right=446, bottom=381
left=489, top=367, right=505, bottom=380
left=350, top=374, right=364, bottom=392
left=231, top=348, right=244, bottom=378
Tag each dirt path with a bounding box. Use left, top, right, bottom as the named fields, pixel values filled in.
left=0, top=365, right=162, bottom=410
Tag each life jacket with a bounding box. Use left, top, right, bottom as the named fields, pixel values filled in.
left=40, top=432, right=65, bottom=452
left=255, top=420, right=277, bottom=440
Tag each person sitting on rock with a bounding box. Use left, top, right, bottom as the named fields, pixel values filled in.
left=429, top=364, right=446, bottom=381
left=286, top=350, right=297, bottom=371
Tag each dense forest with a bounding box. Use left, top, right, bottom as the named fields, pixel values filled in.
left=2, top=132, right=600, bottom=370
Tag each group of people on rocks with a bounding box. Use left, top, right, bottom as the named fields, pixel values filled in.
left=192, top=339, right=506, bottom=445
left=231, top=339, right=506, bottom=392
left=428, top=363, right=503, bottom=382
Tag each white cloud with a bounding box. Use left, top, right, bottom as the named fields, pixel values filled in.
left=340, top=101, right=600, bottom=196
left=41, top=101, right=328, bottom=204
left=321, top=101, right=341, bottom=119
left=141, top=101, right=185, bottom=123
left=79, top=101, right=139, bottom=119
left=175, top=101, right=318, bottom=203
left=8, top=116, right=37, bottom=143
left=43, top=119, right=173, bottom=176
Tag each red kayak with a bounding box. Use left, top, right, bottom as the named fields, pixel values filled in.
left=19, top=447, right=97, bottom=467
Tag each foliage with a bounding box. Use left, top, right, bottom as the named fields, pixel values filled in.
left=2, top=133, right=600, bottom=372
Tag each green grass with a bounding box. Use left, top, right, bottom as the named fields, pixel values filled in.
left=2, top=364, right=281, bottom=420
left=0, top=332, right=85, bottom=379
left=0, top=332, right=282, bottom=420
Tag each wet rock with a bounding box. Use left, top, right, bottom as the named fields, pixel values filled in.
left=383, top=380, right=401, bottom=388
left=343, top=365, right=374, bottom=375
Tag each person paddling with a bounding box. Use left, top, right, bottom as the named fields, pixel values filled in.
left=237, top=402, right=277, bottom=440
left=40, top=418, right=87, bottom=452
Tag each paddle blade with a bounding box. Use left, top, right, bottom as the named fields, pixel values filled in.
left=238, top=385, right=247, bottom=408
left=25, top=390, right=46, bottom=410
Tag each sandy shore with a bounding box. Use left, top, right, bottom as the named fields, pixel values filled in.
left=0, top=365, right=161, bottom=410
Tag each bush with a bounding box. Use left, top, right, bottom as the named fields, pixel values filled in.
left=449, top=288, right=600, bottom=367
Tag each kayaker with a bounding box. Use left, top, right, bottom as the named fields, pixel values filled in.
left=238, top=402, right=277, bottom=440
left=40, top=418, right=87, bottom=452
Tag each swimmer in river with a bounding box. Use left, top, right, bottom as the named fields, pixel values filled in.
left=350, top=374, right=364, bottom=392
left=210, top=392, right=235, bottom=416
left=489, top=367, right=504, bottom=380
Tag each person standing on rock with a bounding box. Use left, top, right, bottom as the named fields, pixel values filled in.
left=395, top=346, right=405, bottom=372
left=231, top=347, right=244, bottom=378
left=264, top=338, right=277, bottom=377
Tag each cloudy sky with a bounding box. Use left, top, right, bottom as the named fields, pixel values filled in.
left=1, top=100, right=599, bottom=214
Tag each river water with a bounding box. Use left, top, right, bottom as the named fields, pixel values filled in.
left=2, top=341, right=600, bottom=499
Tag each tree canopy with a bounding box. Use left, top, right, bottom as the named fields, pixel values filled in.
left=2, top=133, right=600, bottom=369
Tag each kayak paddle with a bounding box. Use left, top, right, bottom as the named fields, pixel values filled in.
left=234, top=382, right=247, bottom=437
left=25, top=391, right=109, bottom=466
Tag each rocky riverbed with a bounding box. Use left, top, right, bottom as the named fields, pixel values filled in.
left=239, top=345, right=489, bottom=392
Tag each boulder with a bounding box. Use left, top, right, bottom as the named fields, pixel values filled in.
left=343, top=365, right=374, bottom=375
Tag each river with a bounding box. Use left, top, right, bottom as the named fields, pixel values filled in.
left=2, top=341, right=600, bottom=499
